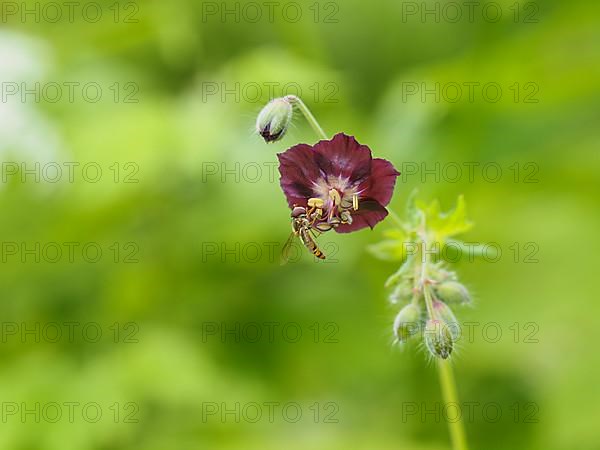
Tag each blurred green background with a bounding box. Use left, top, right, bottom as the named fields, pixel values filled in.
left=1, top=0, right=599, bottom=449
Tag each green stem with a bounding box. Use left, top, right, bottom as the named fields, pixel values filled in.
left=418, top=212, right=468, bottom=450
left=286, top=95, right=328, bottom=140
left=421, top=248, right=436, bottom=319
left=422, top=282, right=436, bottom=322
left=437, top=359, right=469, bottom=450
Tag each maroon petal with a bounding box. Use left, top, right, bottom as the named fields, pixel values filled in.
left=358, top=158, right=400, bottom=206
left=277, top=143, right=321, bottom=208
left=313, top=133, right=372, bottom=183
left=335, top=199, right=389, bottom=233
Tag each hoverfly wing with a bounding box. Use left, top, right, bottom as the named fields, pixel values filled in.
left=308, top=227, right=321, bottom=240
left=280, top=232, right=296, bottom=266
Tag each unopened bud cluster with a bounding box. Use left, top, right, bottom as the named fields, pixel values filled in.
left=389, top=261, right=471, bottom=360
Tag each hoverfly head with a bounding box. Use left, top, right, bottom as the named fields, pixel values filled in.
left=291, top=206, right=306, bottom=218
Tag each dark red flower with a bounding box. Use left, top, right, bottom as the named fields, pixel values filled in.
left=277, top=133, right=400, bottom=233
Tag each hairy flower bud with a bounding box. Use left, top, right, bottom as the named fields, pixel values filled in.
left=389, top=281, right=413, bottom=304
left=428, top=264, right=456, bottom=283
left=433, top=300, right=460, bottom=341
left=393, top=303, right=421, bottom=342
left=434, top=281, right=471, bottom=305
left=256, top=97, right=293, bottom=142
left=424, top=319, right=453, bottom=359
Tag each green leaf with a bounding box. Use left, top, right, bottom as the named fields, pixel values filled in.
left=419, top=195, right=473, bottom=244
left=445, top=239, right=497, bottom=260
left=384, top=254, right=415, bottom=287
left=437, top=195, right=472, bottom=237
left=368, top=227, right=407, bottom=262
left=370, top=196, right=472, bottom=264
left=367, top=239, right=405, bottom=262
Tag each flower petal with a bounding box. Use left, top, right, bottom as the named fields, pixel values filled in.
left=358, top=158, right=400, bottom=206
left=277, top=143, right=321, bottom=207
left=313, top=133, right=372, bottom=184
left=335, top=199, right=389, bottom=233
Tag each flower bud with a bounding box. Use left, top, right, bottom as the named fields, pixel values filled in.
left=389, top=281, right=413, bottom=304
left=393, top=303, right=421, bottom=343
left=428, top=264, right=456, bottom=283
left=256, top=97, right=293, bottom=143
left=424, top=319, right=453, bottom=359
left=434, top=281, right=471, bottom=305
left=433, top=300, right=460, bottom=341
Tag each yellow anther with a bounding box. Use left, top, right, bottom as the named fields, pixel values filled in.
left=328, top=189, right=342, bottom=206
left=352, top=194, right=359, bottom=211
left=308, top=197, right=324, bottom=208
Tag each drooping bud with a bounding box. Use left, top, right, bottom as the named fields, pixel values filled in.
left=423, top=319, right=453, bottom=359
left=256, top=97, right=293, bottom=143
left=393, top=303, right=421, bottom=343
left=433, top=300, right=460, bottom=341
left=433, top=281, right=471, bottom=305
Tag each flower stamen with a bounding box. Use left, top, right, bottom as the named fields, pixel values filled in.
left=328, top=189, right=342, bottom=207
left=352, top=194, right=359, bottom=211
left=308, top=198, right=324, bottom=208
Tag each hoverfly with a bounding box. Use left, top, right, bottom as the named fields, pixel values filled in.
left=280, top=198, right=331, bottom=264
